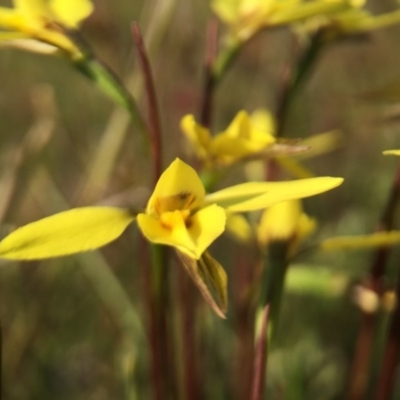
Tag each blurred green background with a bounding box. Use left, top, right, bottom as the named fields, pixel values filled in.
left=1, top=0, right=400, bottom=399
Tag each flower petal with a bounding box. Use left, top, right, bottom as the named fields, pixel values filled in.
left=0, top=207, right=135, bottom=260
left=137, top=212, right=198, bottom=258
left=0, top=7, right=25, bottom=30
left=206, top=177, right=344, bottom=212
left=50, top=0, right=93, bottom=28
left=187, top=204, right=226, bottom=258
left=181, top=115, right=212, bottom=160
left=176, top=250, right=227, bottom=318
left=147, top=158, right=205, bottom=214
left=138, top=204, right=226, bottom=259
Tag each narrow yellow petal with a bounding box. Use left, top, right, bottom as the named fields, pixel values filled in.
left=0, top=207, right=135, bottom=260
left=320, top=231, right=400, bottom=251
left=383, top=150, right=400, bottom=156
left=206, top=177, right=344, bottom=212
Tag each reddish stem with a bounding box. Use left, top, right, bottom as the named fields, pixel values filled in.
left=131, top=22, right=163, bottom=184
left=347, top=163, right=400, bottom=400
left=251, top=305, right=270, bottom=400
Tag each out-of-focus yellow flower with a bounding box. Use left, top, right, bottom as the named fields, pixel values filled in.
left=0, top=0, right=93, bottom=58
left=181, top=110, right=276, bottom=167
left=257, top=199, right=316, bottom=254
left=211, top=0, right=357, bottom=41
left=383, top=149, right=400, bottom=156
left=297, top=2, right=400, bottom=40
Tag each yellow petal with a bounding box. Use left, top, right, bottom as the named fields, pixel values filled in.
left=250, top=108, right=276, bottom=135
left=147, top=158, right=205, bottom=214
left=222, top=110, right=250, bottom=138
left=137, top=205, right=225, bottom=259
left=14, top=0, right=49, bottom=19
left=269, top=1, right=349, bottom=26
left=258, top=200, right=303, bottom=243
left=137, top=211, right=197, bottom=258
left=0, top=7, right=24, bottom=29
left=187, top=204, right=226, bottom=257
left=320, top=231, right=400, bottom=251
left=225, top=213, right=253, bottom=243
left=206, top=177, right=344, bottom=212
left=211, top=110, right=276, bottom=163
left=0, top=207, right=135, bottom=260
left=180, top=115, right=212, bottom=160
left=383, top=150, right=400, bottom=156
left=50, top=0, right=93, bottom=28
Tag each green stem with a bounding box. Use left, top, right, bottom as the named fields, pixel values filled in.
left=212, top=37, right=242, bottom=82
left=199, top=35, right=242, bottom=128
left=74, top=57, right=147, bottom=136
left=149, top=244, right=176, bottom=400
left=275, top=31, right=324, bottom=139
left=258, top=241, right=289, bottom=343
left=364, top=309, right=392, bottom=400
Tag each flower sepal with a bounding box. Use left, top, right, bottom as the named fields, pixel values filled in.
left=176, top=250, right=228, bottom=318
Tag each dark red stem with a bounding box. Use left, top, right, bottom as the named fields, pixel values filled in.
left=131, top=22, right=163, bottom=184
left=251, top=305, right=270, bottom=400
left=347, top=163, right=400, bottom=400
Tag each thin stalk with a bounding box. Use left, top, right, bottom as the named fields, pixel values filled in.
left=132, top=22, right=163, bottom=184
left=200, top=20, right=219, bottom=128
left=233, top=246, right=256, bottom=400
left=252, top=242, right=289, bottom=400
left=275, top=30, right=325, bottom=139
left=132, top=22, right=173, bottom=400
left=199, top=33, right=242, bottom=128
left=177, top=264, right=202, bottom=400
left=74, top=56, right=147, bottom=136
left=259, top=242, right=289, bottom=342
left=251, top=305, right=270, bottom=400
left=364, top=309, right=391, bottom=400
left=347, top=163, right=400, bottom=400
left=267, top=31, right=325, bottom=180
left=375, top=282, right=400, bottom=400
left=0, top=323, right=2, bottom=400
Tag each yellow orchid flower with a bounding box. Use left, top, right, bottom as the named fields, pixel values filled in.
left=0, top=0, right=93, bottom=58
left=211, top=0, right=357, bottom=41
left=0, top=158, right=343, bottom=317
left=0, top=157, right=343, bottom=261
left=181, top=110, right=276, bottom=167
left=136, top=159, right=226, bottom=260
left=257, top=199, right=316, bottom=255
